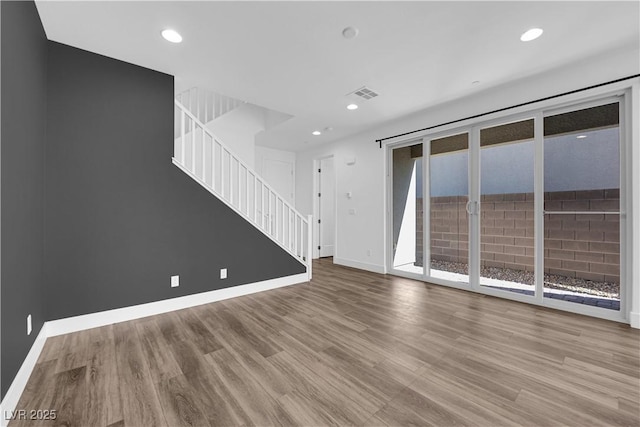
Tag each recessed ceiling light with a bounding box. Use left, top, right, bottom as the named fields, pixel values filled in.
left=162, top=29, right=183, bottom=43
left=342, top=26, right=359, bottom=39
left=472, top=80, right=480, bottom=85
left=520, top=28, right=543, bottom=42
left=312, top=130, right=321, bottom=136
left=576, top=135, right=587, bottom=139
left=347, top=104, right=359, bottom=110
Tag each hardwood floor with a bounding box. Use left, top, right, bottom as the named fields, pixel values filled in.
left=10, top=258, right=640, bottom=426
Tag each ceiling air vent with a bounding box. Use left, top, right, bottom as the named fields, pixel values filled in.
left=347, top=86, right=380, bottom=101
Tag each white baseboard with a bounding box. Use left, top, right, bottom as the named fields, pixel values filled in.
left=630, top=311, right=640, bottom=329
left=333, top=257, right=385, bottom=274
left=0, top=272, right=308, bottom=421
left=0, top=325, right=48, bottom=427
left=47, top=273, right=308, bottom=337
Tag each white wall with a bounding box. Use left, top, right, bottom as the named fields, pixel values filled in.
left=296, top=135, right=386, bottom=272
left=255, top=146, right=295, bottom=175
left=207, top=103, right=265, bottom=169
left=295, top=46, right=639, bottom=281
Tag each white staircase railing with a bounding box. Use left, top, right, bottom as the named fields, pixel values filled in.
left=173, top=100, right=312, bottom=276
left=176, top=87, right=245, bottom=125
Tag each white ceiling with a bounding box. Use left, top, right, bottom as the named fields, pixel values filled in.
left=36, top=1, right=639, bottom=152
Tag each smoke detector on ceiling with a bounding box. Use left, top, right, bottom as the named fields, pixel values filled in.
left=347, top=86, right=380, bottom=101
left=342, top=26, right=359, bottom=39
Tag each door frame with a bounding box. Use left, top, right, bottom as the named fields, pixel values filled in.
left=312, top=155, right=337, bottom=259
left=539, top=95, right=628, bottom=320
left=385, top=82, right=635, bottom=324
left=469, top=112, right=540, bottom=306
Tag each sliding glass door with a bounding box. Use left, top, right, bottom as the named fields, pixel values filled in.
left=428, top=133, right=469, bottom=283
left=478, top=119, right=536, bottom=297
left=543, top=102, right=622, bottom=311
left=388, top=96, right=626, bottom=321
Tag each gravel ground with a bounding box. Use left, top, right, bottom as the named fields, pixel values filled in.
left=430, top=260, right=620, bottom=299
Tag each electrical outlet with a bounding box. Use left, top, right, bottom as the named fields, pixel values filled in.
left=348, top=208, right=356, bottom=215
left=171, top=275, right=180, bottom=288
left=27, top=314, right=32, bottom=335
left=367, top=249, right=371, bottom=257
left=220, top=268, right=228, bottom=279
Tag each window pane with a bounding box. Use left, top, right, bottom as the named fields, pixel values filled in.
left=543, top=103, right=620, bottom=310
left=429, top=133, right=469, bottom=282
left=392, top=144, right=424, bottom=275
left=544, top=103, right=619, bottom=212
left=479, top=119, right=535, bottom=295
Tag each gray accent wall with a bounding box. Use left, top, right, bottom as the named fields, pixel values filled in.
left=44, top=41, right=305, bottom=321
left=1, top=1, right=48, bottom=399
left=1, top=2, right=304, bottom=400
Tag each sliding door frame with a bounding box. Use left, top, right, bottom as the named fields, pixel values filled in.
left=469, top=113, right=541, bottom=305
left=540, top=95, right=627, bottom=320
left=422, top=128, right=472, bottom=291
left=385, top=81, right=635, bottom=324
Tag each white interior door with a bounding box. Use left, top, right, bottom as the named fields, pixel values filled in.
left=319, top=157, right=335, bottom=257
left=263, top=158, right=294, bottom=205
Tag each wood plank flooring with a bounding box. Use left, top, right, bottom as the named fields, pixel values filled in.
left=10, top=258, right=640, bottom=426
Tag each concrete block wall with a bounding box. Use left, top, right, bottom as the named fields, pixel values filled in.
left=480, top=193, right=535, bottom=273
left=429, top=196, right=469, bottom=265
left=543, top=189, right=620, bottom=284
left=424, top=189, right=620, bottom=284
